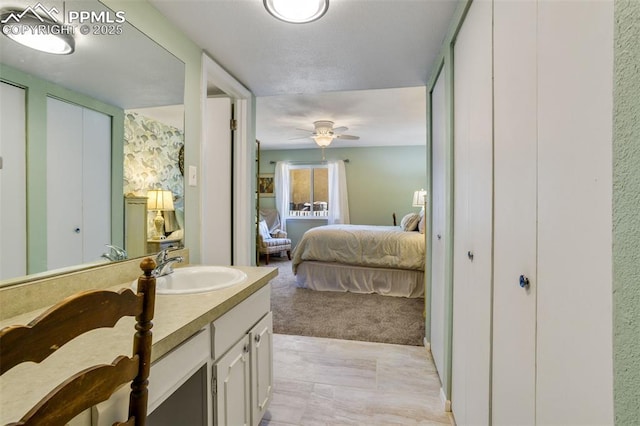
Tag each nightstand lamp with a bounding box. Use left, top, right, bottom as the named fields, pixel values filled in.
left=412, top=189, right=427, bottom=211
left=147, top=189, right=174, bottom=240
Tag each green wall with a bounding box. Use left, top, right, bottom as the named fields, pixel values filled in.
left=259, top=145, right=427, bottom=226
left=0, top=64, right=124, bottom=274
left=612, top=1, right=640, bottom=423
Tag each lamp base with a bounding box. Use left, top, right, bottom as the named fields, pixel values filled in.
left=152, top=210, right=166, bottom=240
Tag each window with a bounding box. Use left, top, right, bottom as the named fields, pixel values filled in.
left=288, top=165, right=329, bottom=217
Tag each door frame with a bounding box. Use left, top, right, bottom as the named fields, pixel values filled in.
left=202, top=53, right=254, bottom=266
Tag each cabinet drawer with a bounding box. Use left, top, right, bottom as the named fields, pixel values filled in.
left=211, top=284, right=270, bottom=360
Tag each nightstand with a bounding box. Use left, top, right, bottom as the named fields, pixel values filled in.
left=147, top=238, right=182, bottom=254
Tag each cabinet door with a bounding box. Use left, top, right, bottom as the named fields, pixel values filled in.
left=250, top=312, right=273, bottom=426
left=492, top=1, right=538, bottom=424
left=214, top=334, right=251, bottom=426
left=451, top=0, right=493, bottom=424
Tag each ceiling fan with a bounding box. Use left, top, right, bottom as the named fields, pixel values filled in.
left=291, top=120, right=360, bottom=147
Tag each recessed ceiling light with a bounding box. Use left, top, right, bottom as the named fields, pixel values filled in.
left=263, top=0, right=329, bottom=24
left=1, top=9, right=75, bottom=55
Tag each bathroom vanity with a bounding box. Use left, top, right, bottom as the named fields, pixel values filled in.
left=0, top=253, right=277, bottom=426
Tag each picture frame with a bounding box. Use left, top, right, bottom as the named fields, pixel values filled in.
left=258, top=173, right=275, bottom=197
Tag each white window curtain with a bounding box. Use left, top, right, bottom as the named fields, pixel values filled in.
left=274, top=161, right=290, bottom=232
left=328, top=160, right=350, bottom=224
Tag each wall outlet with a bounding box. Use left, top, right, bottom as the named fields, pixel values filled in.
left=188, top=165, right=197, bottom=187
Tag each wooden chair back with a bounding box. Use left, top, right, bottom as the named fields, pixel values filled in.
left=0, top=258, right=157, bottom=426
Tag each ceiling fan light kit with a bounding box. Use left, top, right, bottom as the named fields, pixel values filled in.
left=313, top=134, right=333, bottom=147
left=263, top=0, right=329, bottom=24
left=291, top=120, right=360, bottom=148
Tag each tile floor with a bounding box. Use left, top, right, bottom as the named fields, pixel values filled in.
left=260, top=334, right=453, bottom=426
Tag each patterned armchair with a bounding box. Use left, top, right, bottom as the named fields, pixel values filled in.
left=258, top=209, right=291, bottom=265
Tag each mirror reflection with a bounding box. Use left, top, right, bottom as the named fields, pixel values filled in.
left=0, top=0, right=185, bottom=284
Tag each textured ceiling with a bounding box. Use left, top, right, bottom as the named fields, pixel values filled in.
left=0, top=0, right=184, bottom=109
left=256, top=87, right=426, bottom=150
left=149, top=0, right=458, bottom=149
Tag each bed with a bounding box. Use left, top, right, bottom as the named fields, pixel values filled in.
left=292, top=224, right=425, bottom=298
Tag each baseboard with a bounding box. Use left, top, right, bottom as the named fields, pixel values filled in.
left=440, top=387, right=452, bottom=412
left=423, top=337, right=431, bottom=350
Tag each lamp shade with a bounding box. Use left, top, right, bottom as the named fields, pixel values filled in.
left=412, top=189, right=427, bottom=207
left=147, top=190, right=174, bottom=211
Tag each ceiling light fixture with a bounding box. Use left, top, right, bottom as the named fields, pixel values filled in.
left=263, top=0, right=329, bottom=24
left=1, top=9, right=75, bottom=55
left=313, top=134, right=334, bottom=147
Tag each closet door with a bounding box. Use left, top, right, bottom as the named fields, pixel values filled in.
left=429, top=70, right=446, bottom=379
left=0, top=82, right=27, bottom=279
left=47, top=97, right=84, bottom=269
left=491, top=1, right=537, bottom=424
left=536, top=1, right=613, bottom=423
left=451, top=0, right=493, bottom=424
left=47, top=97, right=111, bottom=269
left=81, top=107, right=111, bottom=262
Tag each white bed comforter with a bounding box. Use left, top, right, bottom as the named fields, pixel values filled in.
left=292, top=224, right=425, bottom=273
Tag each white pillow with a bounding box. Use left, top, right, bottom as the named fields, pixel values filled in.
left=258, top=220, right=271, bottom=240
left=418, top=213, right=426, bottom=234
left=401, top=213, right=420, bottom=232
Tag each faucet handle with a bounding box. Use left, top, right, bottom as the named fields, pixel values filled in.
left=156, top=249, right=169, bottom=263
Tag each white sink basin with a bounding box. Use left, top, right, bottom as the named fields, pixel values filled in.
left=132, top=266, right=247, bottom=295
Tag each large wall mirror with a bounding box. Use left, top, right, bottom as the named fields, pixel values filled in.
left=0, top=0, right=185, bottom=285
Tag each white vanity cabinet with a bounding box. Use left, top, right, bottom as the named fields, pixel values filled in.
left=211, top=285, right=273, bottom=426
left=92, top=283, right=273, bottom=426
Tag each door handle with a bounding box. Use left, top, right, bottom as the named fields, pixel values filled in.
left=519, top=275, right=530, bottom=289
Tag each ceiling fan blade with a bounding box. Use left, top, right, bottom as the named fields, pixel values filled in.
left=295, top=128, right=315, bottom=133
left=332, top=126, right=348, bottom=133
left=335, top=134, right=360, bottom=140
left=288, top=135, right=312, bottom=140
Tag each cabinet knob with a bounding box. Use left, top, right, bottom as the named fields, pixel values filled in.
left=74, top=227, right=81, bottom=234
left=255, top=334, right=261, bottom=343
left=467, top=251, right=474, bottom=261
left=519, top=275, right=530, bottom=289
left=437, top=234, right=442, bottom=240
left=243, top=344, right=249, bottom=354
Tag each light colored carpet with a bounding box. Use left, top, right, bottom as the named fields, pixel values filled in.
left=265, top=256, right=425, bottom=346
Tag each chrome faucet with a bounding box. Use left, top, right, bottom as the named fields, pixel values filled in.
left=101, top=244, right=128, bottom=261
left=153, top=249, right=184, bottom=277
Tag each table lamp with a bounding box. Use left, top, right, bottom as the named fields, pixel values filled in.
left=147, top=189, right=174, bottom=240
left=412, top=189, right=427, bottom=211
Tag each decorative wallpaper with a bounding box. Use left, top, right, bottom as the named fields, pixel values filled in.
left=123, top=111, right=184, bottom=210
